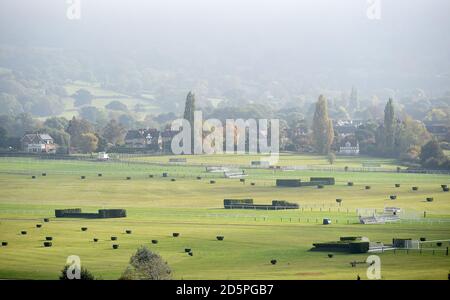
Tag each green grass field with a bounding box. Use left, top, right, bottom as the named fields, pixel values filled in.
left=125, top=153, right=401, bottom=169
left=0, top=155, right=449, bottom=280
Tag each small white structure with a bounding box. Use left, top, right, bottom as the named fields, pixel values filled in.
left=98, top=152, right=109, bottom=161
left=339, top=141, right=359, bottom=155
left=224, top=171, right=247, bottom=179
left=206, top=166, right=229, bottom=173
left=384, top=207, right=401, bottom=215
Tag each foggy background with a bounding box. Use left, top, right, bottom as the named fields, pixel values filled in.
left=0, top=0, right=449, bottom=111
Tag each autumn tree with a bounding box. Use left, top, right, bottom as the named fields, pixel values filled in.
left=119, top=246, right=172, bottom=280
left=420, top=139, right=447, bottom=168
left=102, top=119, right=126, bottom=145
left=66, top=117, right=95, bottom=152
left=78, top=133, right=98, bottom=153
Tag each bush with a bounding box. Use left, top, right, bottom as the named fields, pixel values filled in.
left=111, top=236, right=117, bottom=241
left=270, top=259, right=277, bottom=265
left=119, top=246, right=172, bottom=280
left=151, top=240, right=158, bottom=244
left=59, top=264, right=95, bottom=280
left=113, top=244, right=119, bottom=249
left=46, top=236, right=53, bottom=241
left=105, top=100, right=128, bottom=112
left=216, top=236, right=224, bottom=241
left=43, top=242, right=52, bottom=247
left=172, top=233, right=179, bottom=237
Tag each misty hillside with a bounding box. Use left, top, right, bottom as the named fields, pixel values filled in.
left=0, top=0, right=449, bottom=121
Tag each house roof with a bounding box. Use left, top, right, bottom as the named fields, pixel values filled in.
left=21, top=133, right=54, bottom=144
left=125, top=129, right=160, bottom=140
left=125, top=130, right=144, bottom=140
left=39, top=134, right=53, bottom=140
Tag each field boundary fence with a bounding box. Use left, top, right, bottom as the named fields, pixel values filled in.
left=1, top=153, right=449, bottom=175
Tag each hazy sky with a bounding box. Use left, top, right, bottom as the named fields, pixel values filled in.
left=1, top=0, right=449, bottom=93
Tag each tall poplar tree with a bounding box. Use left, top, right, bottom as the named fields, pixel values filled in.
left=349, top=86, right=359, bottom=111
left=383, top=98, right=395, bottom=154
left=183, top=91, right=195, bottom=126
left=183, top=91, right=196, bottom=153
left=312, top=95, right=334, bottom=154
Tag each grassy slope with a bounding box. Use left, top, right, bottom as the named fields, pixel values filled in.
left=51, top=83, right=160, bottom=120
left=0, top=155, right=449, bottom=280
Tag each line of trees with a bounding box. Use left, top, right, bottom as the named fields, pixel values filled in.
left=310, top=94, right=448, bottom=169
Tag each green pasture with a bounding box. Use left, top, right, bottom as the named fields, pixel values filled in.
left=126, top=153, right=401, bottom=169
left=0, top=155, right=449, bottom=280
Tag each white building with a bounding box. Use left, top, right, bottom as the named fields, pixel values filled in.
left=21, top=134, right=56, bottom=154
left=339, top=141, right=359, bottom=155
left=98, top=152, right=109, bottom=160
